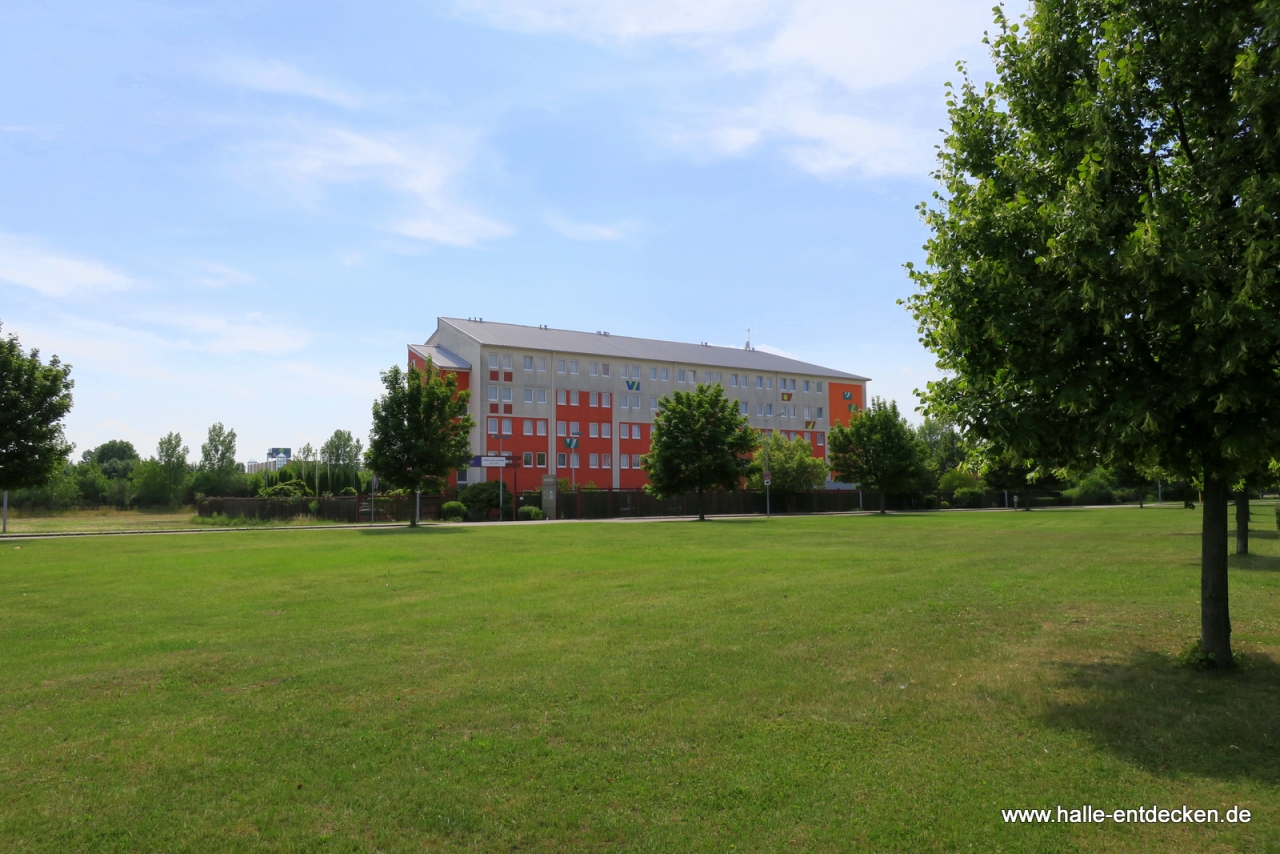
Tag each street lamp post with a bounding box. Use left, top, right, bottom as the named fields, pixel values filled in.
left=762, top=414, right=772, bottom=518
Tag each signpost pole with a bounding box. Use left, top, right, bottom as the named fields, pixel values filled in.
left=2, top=490, right=6, bottom=534
left=763, top=416, right=771, bottom=518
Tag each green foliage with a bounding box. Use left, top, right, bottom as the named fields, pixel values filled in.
left=746, top=433, right=827, bottom=498
left=199, top=423, right=237, bottom=473
left=440, top=500, right=467, bottom=522
left=952, top=487, right=985, bottom=509
left=1176, top=639, right=1222, bottom=670
left=339, top=486, right=357, bottom=497
left=939, top=468, right=981, bottom=493
left=128, top=460, right=171, bottom=507
left=904, top=1, right=1280, bottom=487
left=83, top=440, right=139, bottom=467
left=458, top=480, right=514, bottom=521
left=0, top=323, right=74, bottom=493
left=320, top=429, right=363, bottom=495
left=366, top=361, right=475, bottom=512
left=518, top=505, right=545, bottom=521
left=916, top=418, right=965, bottom=486
left=1065, top=471, right=1116, bottom=506
left=73, top=461, right=111, bottom=506
left=828, top=397, right=930, bottom=513
left=260, top=480, right=312, bottom=498
left=643, top=383, right=757, bottom=520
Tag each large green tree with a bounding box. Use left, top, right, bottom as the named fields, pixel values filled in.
left=0, top=324, right=74, bottom=506
left=321, top=429, right=363, bottom=495
left=905, top=1, right=1280, bottom=667
left=365, top=360, right=474, bottom=523
left=828, top=397, right=930, bottom=514
left=643, top=383, right=757, bottom=521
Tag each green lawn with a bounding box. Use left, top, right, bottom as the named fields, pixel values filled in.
left=1, top=509, right=1277, bottom=852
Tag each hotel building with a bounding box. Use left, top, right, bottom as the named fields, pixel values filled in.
left=408, top=317, right=869, bottom=490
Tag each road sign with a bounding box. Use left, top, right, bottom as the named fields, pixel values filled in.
left=764, top=479, right=771, bottom=486
left=763, top=470, right=771, bottom=479
left=480, top=456, right=508, bottom=467
left=564, top=438, right=579, bottom=449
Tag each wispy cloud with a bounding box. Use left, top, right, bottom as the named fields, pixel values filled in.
left=236, top=124, right=510, bottom=247
left=544, top=211, right=634, bottom=241
left=189, top=260, right=256, bottom=288
left=455, top=0, right=1004, bottom=178
left=216, top=57, right=366, bottom=108
left=0, top=232, right=133, bottom=298
left=138, top=310, right=309, bottom=356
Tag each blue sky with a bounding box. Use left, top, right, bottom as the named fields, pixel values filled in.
left=1, top=0, right=1020, bottom=464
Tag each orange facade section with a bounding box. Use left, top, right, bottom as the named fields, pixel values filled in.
left=827, top=381, right=864, bottom=429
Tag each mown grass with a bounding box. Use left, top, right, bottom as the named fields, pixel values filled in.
left=1, top=508, right=1277, bottom=852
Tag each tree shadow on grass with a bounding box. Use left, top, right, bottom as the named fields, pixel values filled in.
left=1044, top=651, right=1280, bottom=784
left=1232, top=553, right=1280, bottom=573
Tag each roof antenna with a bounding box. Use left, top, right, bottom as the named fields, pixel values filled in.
left=744, top=328, right=751, bottom=350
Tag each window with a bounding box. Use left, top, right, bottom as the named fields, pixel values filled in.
left=756, top=403, right=763, bottom=416
left=557, top=389, right=567, bottom=405
left=524, top=356, right=534, bottom=371
left=557, top=452, right=566, bottom=468
left=457, top=468, right=469, bottom=484
left=677, top=369, right=686, bottom=382
left=537, top=389, right=547, bottom=404
left=780, top=406, right=788, bottom=419
left=501, top=418, right=512, bottom=435
left=601, top=423, right=611, bottom=439
left=537, top=420, right=547, bottom=436
left=523, top=419, right=533, bottom=436
left=635, top=425, right=645, bottom=439
left=589, top=423, right=599, bottom=438
left=601, top=392, right=611, bottom=407
left=557, top=359, right=567, bottom=374
left=602, top=363, right=610, bottom=377
left=589, top=362, right=598, bottom=377
left=570, top=453, right=579, bottom=469
left=632, top=365, right=640, bottom=378
left=661, top=368, right=670, bottom=381
left=589, top=453, right=599, bottom=468
left=715, top=372, right=723, bottom=383
left=523, top=451, right=533, bottom=466
left=589, top=392, right=598, bottom=407
left=620, top=395, right=629, bottom=410
left=649, top=367, right=657, bottom=380
left=791, top=406, right=797, bottom=418
left=488, top=387, right=498, bottom=401
left=803, top=407, right=811, bottom=420
left=816, top=406, right=824, bottom=419
left=620, top=455, right=630, bottom=469
left=803, top=380, right=810, bottom=392
left=756, top=376, right=763, bottom=389
left=569, top=360, right=579, bottom=374
left=537, top=357, right=547, bottom=372
left=766, top=378, right=773, bottom=390
left=487, top=418, right=498, bottom=434
left=524, top=388, right=534, bottom=403
left=488, top=353, right=498, bottom=369
left=740, top=401, right=748, bottom=415
left=731, top=374, right=738, bottom=387
left=766, top=404, right=773, bottom=416
left=631, top=395, right=640, bottom=409
left=497, top=354, right=509, bottom=370
left=501, top=387, right=512, bottom=402
left=816, top=381, right=823, bottom=392
left=570, top=390, right=580, bottom=405
left=557, top=421, right=566, bottom=436
left=602, top=453, right=612, bottom=468
left=689, top=370, right=697, bottom=382
left=569, top=421, right=580, bottom=436
left=632, top=454, right=642, bottom=468
left=649, top=396, right=657, bottom=410
left=620, top=423, right=630, bottom=439
left=536, top=451, right=547, bottom=467
left=803, top=432, right=811, bottom=442
left=816, top=432, right=825, bottom=447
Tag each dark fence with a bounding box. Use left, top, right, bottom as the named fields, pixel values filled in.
left=198, top=494, right=444, bottom=523
left=542, top=488, right=874, bottom=520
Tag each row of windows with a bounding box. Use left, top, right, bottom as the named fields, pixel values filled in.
left=489, top=387, right=822, bottom=422
left=484, top=352, right=829, bottom=393
left=487, top=418, right=550, bottom=436
left=737, top=402, right=824, bottom=419
left=554, top=452, right=646, bottom=469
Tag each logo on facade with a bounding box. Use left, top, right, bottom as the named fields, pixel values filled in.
left=842, top=391, right=853, bottom=400
left=805, top=420, right=816, bottom=429
left=625, top=380, right=640, bottom=391
left=780, top=392, right=793, bottom=401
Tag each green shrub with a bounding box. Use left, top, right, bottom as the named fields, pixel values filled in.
left=260, top=480, right=310, bottom=498
left=458, top=481, right=515, bottom=521
left=939, top=500, right=951, bottom=509
left=939, top=469, right=982, bottom=493
left=518, top=506, right=545, bottom=521
left=308, top=500, right=320, bottom=517
left=1066, top=473, right=1115, bottom=505
left=441, top=501, right=467, bottom=522
left=953, top=487, right=985, bottom=508
left=340, top=486, right=357, bottom=496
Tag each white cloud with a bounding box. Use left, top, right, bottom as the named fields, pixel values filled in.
left=456, top=0, right=1008, bottom=177
left=237, top=125, right=510, bottom=247
left=139, top=311, right=310, bottom=356
left=216, top=57, right=365, bottom=108
left=191, top=260, right=256, bottom=288
left=544, top=211, right=634, bottom=241
left=0, top=233, right=133, bottom=298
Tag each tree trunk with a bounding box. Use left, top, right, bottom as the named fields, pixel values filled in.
left=1235, top=490, right=1249, bottom=555
left=879, top=490, right=886, bottom=515
left=1200, top=473, right=1233, bottom=667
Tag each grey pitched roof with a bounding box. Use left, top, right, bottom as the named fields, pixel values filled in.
left=432, top=317, right=868, bottom=381
left=408, top=343, right=471, bottom=370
